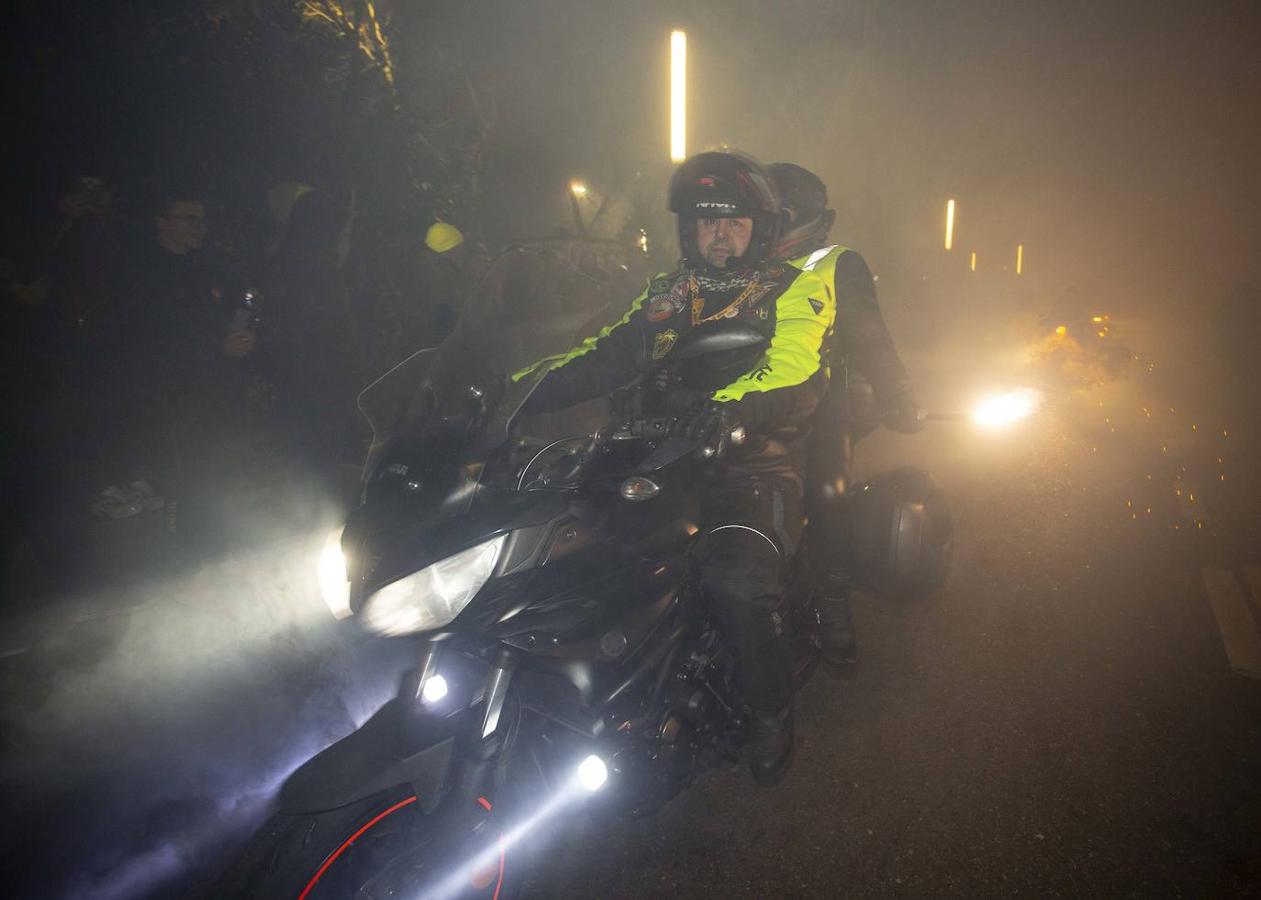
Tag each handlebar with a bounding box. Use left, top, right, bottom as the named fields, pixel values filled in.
left=521, top=413, right=744, bottom=491
left=612, top=414, right=745, bottom=469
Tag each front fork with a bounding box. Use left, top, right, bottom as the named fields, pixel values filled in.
left=412, top=642, right=519, bottom=816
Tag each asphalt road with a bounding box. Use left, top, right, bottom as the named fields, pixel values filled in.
left=2, top=324, right=1259, bottom=899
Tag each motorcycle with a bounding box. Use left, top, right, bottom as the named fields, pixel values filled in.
left=220, top=250, right=950, bottom=899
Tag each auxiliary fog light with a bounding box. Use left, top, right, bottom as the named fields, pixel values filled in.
left=421, top=674, right=449, bottom=704
left=577, top=754, right=609, bottom=792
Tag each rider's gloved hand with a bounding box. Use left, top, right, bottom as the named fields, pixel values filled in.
left=676, top=399, right=742, bottom=457
left=885, top=394, right=925, bottom=434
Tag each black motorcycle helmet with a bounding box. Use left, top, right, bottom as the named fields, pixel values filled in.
left=668, top=151, right=781, bottom=275
left=767, top=162, right=837, bottom=260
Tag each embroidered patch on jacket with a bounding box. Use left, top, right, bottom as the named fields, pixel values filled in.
left=647, top=295, right=676, bottom=322
left=652, top=329, right=679, bottom=359
left=808, top=298, right=825, bottom=315
left=647, top=279, right=690, bottom=322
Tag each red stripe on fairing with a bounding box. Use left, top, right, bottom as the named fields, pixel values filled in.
left=492, top=832, right=507, bottom=900
left=477, top=796, right=493, bottom=812
left=297, top=795, right=419, bottom=900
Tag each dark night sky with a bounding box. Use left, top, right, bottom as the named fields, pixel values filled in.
left=7, top=1, right=1260, bottom=317
left=428, top=0, right=1261, bottom=312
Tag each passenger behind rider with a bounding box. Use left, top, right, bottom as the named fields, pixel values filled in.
left=768, top=162, right=922, bottom=664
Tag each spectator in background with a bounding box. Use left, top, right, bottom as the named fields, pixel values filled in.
left=2, top=215, right=59, bottom=601
left=112, top=187, right=255, bottom=530
left=49, top=176, right=122, bottom=344
left=261, top=187, right=355, bottom=479
left=46, top=177, right=126, bottom=467
left=119, top=189, right=255, bottom=366
left=399, top=221, right=489, bottom=354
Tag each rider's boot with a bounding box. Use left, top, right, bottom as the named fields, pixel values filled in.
left=749, top=703, right=794, bottom=786
left=815, top=590, right=857, bottom=665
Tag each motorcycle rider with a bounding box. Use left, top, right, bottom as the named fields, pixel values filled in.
left=767, top=162, right=922, bottom=664
left=518, top=151, right=833, bottom=784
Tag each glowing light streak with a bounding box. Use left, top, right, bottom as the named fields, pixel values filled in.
left=1016, top=243, right=1024, bottom=275
left=970, top=250, right=976, bottom=271
left=944, top=199, right=956, bottom=250
left=670, top=30, right=687, bottom=162
left=425, top=756, right=610, bottom=900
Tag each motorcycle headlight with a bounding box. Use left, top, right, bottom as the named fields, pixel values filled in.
left=360, top=534, right=506, bottom=637
left=317, top=527, right=352, bottom=620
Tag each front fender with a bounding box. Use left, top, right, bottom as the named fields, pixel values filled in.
left=278, top=698, right=457, bottom=815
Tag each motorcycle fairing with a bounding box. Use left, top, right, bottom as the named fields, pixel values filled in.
left=278, top=697, right=458, bottom=815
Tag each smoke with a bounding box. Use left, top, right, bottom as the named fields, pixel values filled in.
left=4, top=4, right=1258, bottom=897
left=0, top=474, right=412, bottom=899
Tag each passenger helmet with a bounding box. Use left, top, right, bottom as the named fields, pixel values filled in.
left=767, top=162, right=836, bottom=260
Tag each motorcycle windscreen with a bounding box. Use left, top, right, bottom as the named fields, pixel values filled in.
left=356, top=248, right=620, bottom=503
